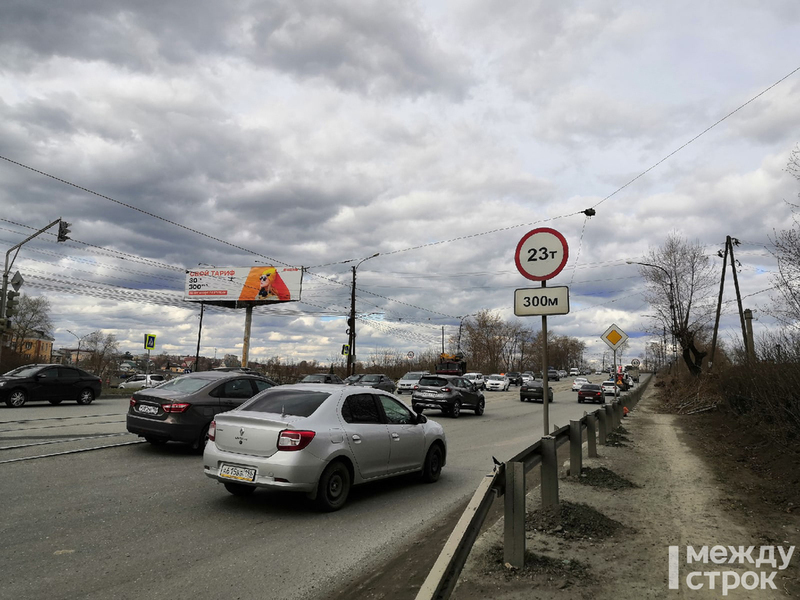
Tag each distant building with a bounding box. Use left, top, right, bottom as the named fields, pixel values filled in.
left=16, top=330, right=54, bottom=363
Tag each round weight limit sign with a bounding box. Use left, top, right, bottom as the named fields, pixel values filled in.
left=514, top=227, right=569, bottom=281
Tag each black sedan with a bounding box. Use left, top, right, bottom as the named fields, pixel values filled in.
left=411, top=374, right=485, bottom=418
left=126, top=371, right=276, bottom=452
left=520, top=381, right=554, bottom=403
left=577, top=384, right=604, bottom=404
left=0, top=364, right=101, bottom=407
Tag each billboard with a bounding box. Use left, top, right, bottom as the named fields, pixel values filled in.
left=184, top=267, right=302, bottom=304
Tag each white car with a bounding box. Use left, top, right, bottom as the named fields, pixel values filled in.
left=571, top=377, right=589, bottom=392
left=395, top=371, right=429, bottom=394
left=463, top=372, right=485, bottom=390
left=118, top=374, right=166, bottom=390
left=484, top=374, right=510, bottom=391
left=520, top=373, right=535, bottom=385
left=601, top=380, right=618, bottom=396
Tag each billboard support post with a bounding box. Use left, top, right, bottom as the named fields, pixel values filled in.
left=194, top=302, right=204, bottom=371
left=242, top=305, right=253, bottom=369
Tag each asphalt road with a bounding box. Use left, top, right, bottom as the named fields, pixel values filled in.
left=0, top=380, right=618, bottom=600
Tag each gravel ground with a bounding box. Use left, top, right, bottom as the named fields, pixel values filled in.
left=450, top=385, right=798, bottom=599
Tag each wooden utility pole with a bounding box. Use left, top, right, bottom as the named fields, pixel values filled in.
left=727, top=237, right=749, bottom=358
left=709, top=241, right=729, bottom=372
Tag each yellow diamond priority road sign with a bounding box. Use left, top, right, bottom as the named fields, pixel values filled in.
left=601, top=324, right=628, bottom=350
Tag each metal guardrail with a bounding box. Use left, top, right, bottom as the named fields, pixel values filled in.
left=415, top=379, right=649, bottom=600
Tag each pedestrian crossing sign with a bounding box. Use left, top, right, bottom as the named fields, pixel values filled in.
left=144, top=334, right=157, bottom=350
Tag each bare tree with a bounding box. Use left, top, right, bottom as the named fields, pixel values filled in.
left=767, top=148, right=800, bottom=325
left=639, top=233, right=716, bottom=375
left=10, top=294, right=53, bottom=354
left=82, top=331, right=119, bottom=378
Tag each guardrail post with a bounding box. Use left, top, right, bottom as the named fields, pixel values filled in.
left=504, top=461, right=526, bottom=569
left=585, top=413, right=597, bottom=457
left=605, top=404, right=615, bottom=431
left=540, top=436, right=559, bottom=508
left=615, top=401, right=623, bottom=424
left=569, top=420, right=582, bottom=476
left=597, top=408, right=607, bottom=445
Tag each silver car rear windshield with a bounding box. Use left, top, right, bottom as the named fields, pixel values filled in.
left=243, top=390, right=330, bottom=417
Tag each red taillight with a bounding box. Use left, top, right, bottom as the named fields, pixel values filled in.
left=413, top=384, right=419, bottom=390
left=162, top=402, right=191, bottom=413
left=129, top=398, right=136, bottom=407
left=440, top=387, right=451, bottom=392
left=277, top=430, right=316, bottom=451
left=208, top=421, right=216, bottom=441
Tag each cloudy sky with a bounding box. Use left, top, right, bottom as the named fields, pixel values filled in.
left=1, top=0, right=798, bottom=369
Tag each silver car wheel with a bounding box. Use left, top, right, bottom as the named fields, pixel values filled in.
left=7, top=389, right=26, bottom=408
left=316, top=461, right=351, bottom=512
left=77, top=388, right=94, bottom=405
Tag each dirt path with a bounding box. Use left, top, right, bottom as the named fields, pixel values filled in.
left=451, top=386, right=798, bottom=599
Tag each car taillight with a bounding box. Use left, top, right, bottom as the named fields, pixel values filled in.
left=413, top=384, right=419, bottom=390
left=277, top=430, right=316, bottom=451
left=208, top=420, right=216, bottom=441
left=440, top=387, right=451, bottom=392
left=162, top=402, right=191, bottom=413
left=129, top=398, right=136, bottom=407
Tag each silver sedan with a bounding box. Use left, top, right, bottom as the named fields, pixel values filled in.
left=203, top=384, right=447, bottom=511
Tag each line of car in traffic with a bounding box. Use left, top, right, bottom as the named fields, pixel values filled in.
left=3, top=362, right=634, bottom=512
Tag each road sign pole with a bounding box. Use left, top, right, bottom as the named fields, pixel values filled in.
left=541, top=280, right=550, bottom=436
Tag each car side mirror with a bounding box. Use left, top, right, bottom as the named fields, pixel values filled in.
left=415, top=413, right=427, bottom=424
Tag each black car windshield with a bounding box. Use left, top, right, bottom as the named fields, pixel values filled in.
left=4, top=365, right=46, bottom=378
left=361, top=375, right=381, bottom=382
left=488, top=375, right=504, bottom=380
left=151, top=377, right=212, bottom=394
left=419, top=376, right=449, bottom=387
left=242, top=390, right=330, bottom=417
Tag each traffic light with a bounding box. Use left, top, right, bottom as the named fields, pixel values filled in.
left=5, top=290, right=19, bottom=319
left=57, top=220, right=71, bottom=242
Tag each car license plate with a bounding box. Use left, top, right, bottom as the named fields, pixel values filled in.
left=219, top=464, right=256, bottom=482
left=137, top=404, right=158, bottom=415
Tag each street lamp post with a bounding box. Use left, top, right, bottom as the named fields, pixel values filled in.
left=66, top=329, right=90, bottom=366
left=346, top=253, right=379, bottom=377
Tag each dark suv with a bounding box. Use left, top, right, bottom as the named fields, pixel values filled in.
left=0, top=364, right=101, bottom=407
left=411, top=374, right=485, bottom=418
left=506, top=372, right=522, bottom=386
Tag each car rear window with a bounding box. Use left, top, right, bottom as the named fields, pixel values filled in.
left=401, top=372, right=425, bottom=380
left=418, top=376, right=448, bottom=387
left=582, top=384, right=601, bottom=391
left=153, top=377, right=211, bottom=394
left=242, top=389, right=330, bottom=417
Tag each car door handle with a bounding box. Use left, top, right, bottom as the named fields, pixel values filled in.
left=351, top=434, right=362, bottom=443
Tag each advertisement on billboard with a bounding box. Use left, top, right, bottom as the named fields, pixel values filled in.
left=184, top=267, right=302, bottom=304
